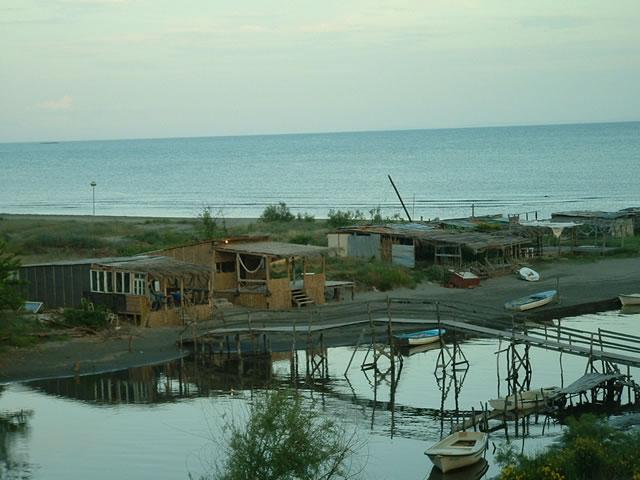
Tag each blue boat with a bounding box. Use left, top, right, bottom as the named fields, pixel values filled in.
left=394, top=328, right=446, bottom=346
left=504, top=289, right=557, bottom=311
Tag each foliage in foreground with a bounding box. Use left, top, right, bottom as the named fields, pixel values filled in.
left=497, top=414, right=640, bottom=480
left=205, top=389, right=360, bottom=480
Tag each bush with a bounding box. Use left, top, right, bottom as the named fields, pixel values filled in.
left=327, top=209, right=365, bottom=228
left=62, top=304, right=110, bottom=328
left=0, top=241, right=23, bottom=311
left=497, top=414, right=640, bottom=480
left=260, top=202, right=295, bottom=223
left=207, top=389, right=360, bottom=480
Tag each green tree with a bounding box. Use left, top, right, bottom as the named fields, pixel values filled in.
left=199, top=206, right=218, bottom=239
left=260, top=202, right=295, bottom=223
left=208, top=389, right=361, bottom=480
left=0, top=241, right=22, bottom=311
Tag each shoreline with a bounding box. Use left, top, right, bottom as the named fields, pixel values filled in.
left=2, top=212, right=640, bottom=384
left=2, top=254, right=640, bottom=384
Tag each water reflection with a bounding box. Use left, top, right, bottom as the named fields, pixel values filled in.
left=9, top=310, right=640, bottom=480
left=0, top=385, right=33, bottom=479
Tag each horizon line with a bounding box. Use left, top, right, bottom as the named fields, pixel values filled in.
left=2, top=118, right=639, bottom=145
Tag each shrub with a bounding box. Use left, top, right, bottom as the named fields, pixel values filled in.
left=497, top=414, right=640, bottom=480
left=207, top=389, right=360, bottom=480
left=260, top=202, right=295, bottom=223
left=62, top=304, right=110, bottom=329
left=0, top=241, right=23, bottom=311
left=327, top=209, right=365, bottom=228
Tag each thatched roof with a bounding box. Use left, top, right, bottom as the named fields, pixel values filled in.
left=335, top=224, right=530, bottom=253
left=214, top=241, right=328, bottom=258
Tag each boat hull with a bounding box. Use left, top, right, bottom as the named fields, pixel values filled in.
left=504, top=290, right=557, bottom=311
left=425, top=431, right=488, bottom=473
left=394, top=328, right=445, bottom=347
left=619, top=294, right=640, bottom=306
left=428, top=449, right=485, bottom=473
left=517, top=267, right=540, bottom=282
left=489, top=387, right=559, bottom=411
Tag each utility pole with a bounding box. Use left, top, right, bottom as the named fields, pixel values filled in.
left=90, top=181, right=97, bottom=216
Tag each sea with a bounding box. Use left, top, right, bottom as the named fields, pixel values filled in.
left=1, top=121, right=639, bottom=220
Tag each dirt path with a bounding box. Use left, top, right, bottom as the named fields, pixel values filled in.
left=2, top=256, right=639, bottom=384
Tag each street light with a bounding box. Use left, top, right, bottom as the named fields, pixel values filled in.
left=90, top=181, right=97, bottom=216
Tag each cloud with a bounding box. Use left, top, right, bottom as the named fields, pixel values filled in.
left=36, top=95, right=74, bottom=111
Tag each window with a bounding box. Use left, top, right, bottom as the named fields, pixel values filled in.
left=216, top=261, right=235, bottom=273
left=115, top=272, right=132, bottom=294
left=91, top=269, right=134, bottom=294
left=133, top=273, right=146, bottom=295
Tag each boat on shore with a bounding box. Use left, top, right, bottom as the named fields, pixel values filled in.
left=619, top=294, right=640, bottom=306
left=425, top=431, right=488, bottom=473
left=504, top=290, right=557, bottom=311
left=517, top=267, right=540, bottom=282
left=489, top=387, right=560, bottom=411
left=394, top=328, right=445, bottom=346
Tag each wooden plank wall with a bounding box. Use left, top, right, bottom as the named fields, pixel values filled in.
left=157, top=243, right=213, bottom=266
left=303, top=273, right=326, bottom=305
left=267, top=278, right=291, bottom=309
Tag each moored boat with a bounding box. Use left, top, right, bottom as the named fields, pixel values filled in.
left=517, top=267, right=540, bottom=282
left=504, top=290, right=557, bottom=311
left=425, top=431, right=488, bottom=473
left=394, top=328, right=445, bottom=346
left=619, top=293, right=640, bottom=306
left=488, top=387, right=560, bottom=411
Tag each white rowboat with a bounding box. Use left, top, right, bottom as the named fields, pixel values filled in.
left=425, top=431, right=488, bottom=473
left=504, top=290, right=557, bottom=311
left=489, top=387, right=560, bottom=411
left=619, top=294, right=640, bottom=306
left=517, top=267, right=540, bottom=282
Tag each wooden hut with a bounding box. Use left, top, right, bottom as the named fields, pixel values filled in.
left=18, top=256, right=212, bottom=327
left=156, top=238, right=329, bottom=309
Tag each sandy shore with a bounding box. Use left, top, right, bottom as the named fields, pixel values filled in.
left=2, top=255, right=639, bottom=384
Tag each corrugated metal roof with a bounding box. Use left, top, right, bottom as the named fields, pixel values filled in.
left=559, top=372, right=624, bottom=395
left=23, top=255, right=211, bottom=278
left=214, top=241, right=328, bottom=258
left=335, top=224, right=529, bottom=252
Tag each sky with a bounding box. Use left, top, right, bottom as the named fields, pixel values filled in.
left=1, top=0, right=639, bottom=142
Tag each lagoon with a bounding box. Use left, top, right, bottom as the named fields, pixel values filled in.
left=2, top=309, right=640, bottom=479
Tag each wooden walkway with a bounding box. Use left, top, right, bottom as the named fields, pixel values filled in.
left=437, top=320, right=640, bottom=368
left=197, top=314, right=640, bottom=368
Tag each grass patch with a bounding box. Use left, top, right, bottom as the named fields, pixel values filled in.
left=326, top=256, right=423, bottom=291
left=0, top=313, right=48, bottom=350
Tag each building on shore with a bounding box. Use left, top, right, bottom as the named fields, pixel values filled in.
left=327, top=223, right=531, bottom=270
left=155, top=237, right=336, bottom=309
left=18, top=256, right=212, bottom=326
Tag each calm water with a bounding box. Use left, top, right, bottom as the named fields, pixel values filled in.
left=2, top=310, right=640, bottom=480
left=1, top=122, right=639, bottom=219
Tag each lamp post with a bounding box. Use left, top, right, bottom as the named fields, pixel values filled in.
left=90, top=181, right=97, bottom=216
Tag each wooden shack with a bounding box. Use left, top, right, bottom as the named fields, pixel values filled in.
left=551, top=210, right=634, bottom=238
left=328, top=223, right=531, bottom=268
left=156, top=238, right=329, bottom=309
left=18, top=256, right=212, bottom=327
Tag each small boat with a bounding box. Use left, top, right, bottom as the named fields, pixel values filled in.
left=517, top=267, right=540, bottom=282
left=394, top=328, right=445, bottom=346
left=425, top=431, right=488, bottom=473
left=488, top=387, right=560, bottom=411
left=619, top=294, right=640, bottom=306
left=504, top=290, right=557, bottom=311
